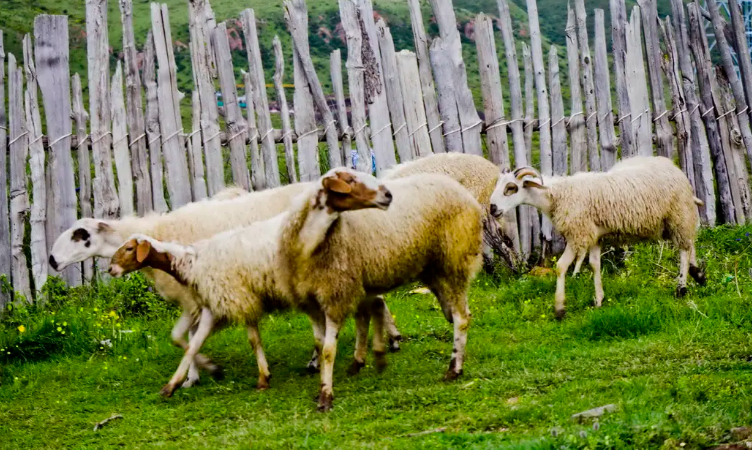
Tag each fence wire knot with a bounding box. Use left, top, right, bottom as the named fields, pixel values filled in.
left=354, top=124, right=368, bottom=136
left=148, top=134, right=162, bottom=146
left=586, top=111, right=597, bottom=123
left=392, top=123, right=407, bottom=136
left=260, top=129, right=274, bottom=143
left=29, top=134, right=45, bottom=146
left=163, top=128, right=184, bottom=143
left=371, top=123, right=392, bottom=139
left=552, top=116, right=566, bottom=128
left=322, top=120, right=337, bottom=135
left=652, top=110, right=670, bottom=123
left=701, top=106, right=715, bottom=118
left=297, top=127, right=319, bottom=139
left=76, top=134, right=90, bottom=149
left=49, top=133, right=73, bottom=148
left=91, top=131, right=112, bottom=145
left=443, top=127, right=461, bottom=137
left=630, top=109, right=650, bottom=124
left=426, top=121, right=443, bottom=135
left=617, top=113, right=631, bottom=123
left=462, top=120, right=483, bottom=133
left=670, top=108, right=687, bottom=121
left=129, top=133, right=147, bottom=147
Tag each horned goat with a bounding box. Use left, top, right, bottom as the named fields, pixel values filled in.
left=489, top=156, right=706, bottom=319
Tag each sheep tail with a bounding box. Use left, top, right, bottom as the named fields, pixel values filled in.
left=693, top=197, right=704, bottom=207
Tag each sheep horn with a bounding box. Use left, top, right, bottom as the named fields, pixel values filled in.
left=513, top=167, right=540, bottom=181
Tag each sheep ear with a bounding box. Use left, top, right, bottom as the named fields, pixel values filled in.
left=522, top=179, right=545, bottom=190
left=323, top=176, right=352, bottom=194
left=97, top=221, right=112, bottom=233
left=136, top=241, right=151, bottom=263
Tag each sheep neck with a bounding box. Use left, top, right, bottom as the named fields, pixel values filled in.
left=282, top=189, right=340, bottom=261
left=525, top=187, right=553, bottom=217
left=99, top=216, right=154, bottom=258
left=144, top=241, right=193, bottom=286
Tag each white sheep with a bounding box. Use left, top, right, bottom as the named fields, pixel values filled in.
left=48, top=183, right=403, bottom=385
left=489, top=156, right=706, bottom=319
left=277, top=168, right=484, bottom=411
left=107, top=168, right=395, bottom=397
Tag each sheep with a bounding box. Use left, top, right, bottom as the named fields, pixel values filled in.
left=277, top=167, right=484, bottom=411
left=489, top=156, right=706, bottom=319
left=48, top=183, right=403, bottom=386
left=382, top=153, right=519, bottom=271
left=107, top=169, right=394, bottom=397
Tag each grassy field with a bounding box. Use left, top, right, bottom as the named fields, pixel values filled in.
left=1, top=224, right=752, bottom=449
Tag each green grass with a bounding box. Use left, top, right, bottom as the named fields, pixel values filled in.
left=1, top=225, right=752, bottom=449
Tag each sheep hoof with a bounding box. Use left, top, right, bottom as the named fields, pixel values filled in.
left=689, top=266, right=707, bottom=286
left=347, top=360, right=365, bottom=376
left=443, top=358, right=462, bottom=381
left=306, top=361, right=320, bottom=374
left=256, top=378, right=270, bottom=391
left=317, top=391, right=334, bottom=412
left=388, top=335, right=402, bottom=352
left=160, top=384, right=177, bottom=398
left=554, top=308, right=566, bottom=321
left=374, top=351, right=387, bottom=373
left=675, top=286, right=688, bottom=298
left=208, top=365, right=225, bottom=381
left=181, top=378, right=199, bottom=389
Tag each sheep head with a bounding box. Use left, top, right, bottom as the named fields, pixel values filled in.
left=49, top=218, right=121, bottom=271
left=489, top=166, right=547, bottom=217
left=317, top=168, right=393, bottom=213
left=108, top=235, right=175, bottom=278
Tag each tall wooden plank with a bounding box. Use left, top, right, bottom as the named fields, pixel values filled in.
left=111, top=63, right=135, bottom=216
left=284, top=0, right=342, bottom=170
left=688, top=3, right=735, bottom=224
left=142, top=31, right=168, bottom=213
left=716, top=67, right=746, bottom=224
left=338, top=0, right=372, bottom=171
left=638, top=0, right=674, bottom=159
left=593, top=10, right=617, bottom=170
left=241, top=9, right=280, bottom=188
left=707, top=0, right=752, bottom=166
left=670, top=0, right=715, bottom=223
left=376, top=21, right=411, bottom=163
left=274, top=38, right=297, bottom=182
left=430, top=40, right=463, bottom=152
left=119, top=0, right=152, bottom=215
left=523, top=43, right=534, bottom=163
left=358, top=0, right=397, bottom=171
left=565, top=6, right=586, bottom=174
left=188, top=89, right=207, bottom=200
left=573, top=0, right=600, bottom=171
left=610, top=0, right=635, bottom=158
left=23, top=36, right=48, bottom=296
left=396, top=51, right=433, bottom=159
left=429, top=0, right=482, bottom=156
left=729, top=0, right=752, bottom=155
left=213, top=22, right=251, bottom=191
left=0, top=32, right=11, bottom=306
left=625, top=7, right=652, bottom=157
left=660, top=18, right=695, bottom=188
left=549, top=45, right=567, bottom=176
left=152, top=3, right=191, bottom=209
left=475, top=14, right=509, bottom=167
left=330, top=50, right=352, bottom=167
left=71, top=74, right=94, bottom=282
left=718, top=71, right=752, bottom=221
left=8, top=56, right=31, bottom=301
left=86, top=0, right=119, bottom=221
left=243, top=71, right=265, bottom=189
left=293, top=43, right=320, bottom=181
left=407, top=0, right=444, bottom=153
left=188, top=0, right=224, bottom=196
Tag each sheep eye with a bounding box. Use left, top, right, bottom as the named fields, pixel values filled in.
left=504, top=183, right=518, bottom=196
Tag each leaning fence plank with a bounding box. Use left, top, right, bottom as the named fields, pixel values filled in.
left=396, top=51, right=432, bottom=159
left=718, top=71, right=752, bottom=221
left=565, top=6, right=586, bottom=174
left=87, top=0, right=119, bottom=222
left=660, top=18, right=695, bottom=189
left=274, top=37, right=297, bottom=182
left=111, top=63, right=135, bottom=216
left=429, top=0, right=482, bottom=156
left=71, top=74, right=94, bottom=282
left=338, top=0, right=372, bottom=171
left=213, top=22, right=251, bottom=191
left=549, top=45, right=567, bottom=177
left=330, top=50, right=353, bottom=167
left=593, top=10, right=617, bottom=170
left=8, top=55, right=31, bottom=301
left=610, top=0, right=635, bottom=158
left=728, top=0, right=752, bottom=153
left=293, top=42, right=320, bottom=181
left=707, top=0, right=752, bottom=167
left=119, top=0, right=152, bottom=214
left=0, top=32, right=11, bottom=306
left=475, top=14, right=509, bottom=167
left=376, top=21, right=411, bottom=163
left=523, top=43, right=534, bottom=162
left=142, top=31, right=168, bottom=213
left=285, top=0, right=341, bottom=170
left=688, top=3, right=735, bottom=224
left=188, top=89, right=207, bottom=200
left=407, top=0, right=444, bottom=154
left=670, top=0, right=715, bottom=223
left=243, top=71, right=265, bottom=189
left=638, top=0, right=674, bottom=159
left=625, top=7, right=652, bottom=157
left=716, top=67, right=745, bottom=224
left=152, top=4, right=191, bottom=209
left=23, top=36, right=48, bottom=296
left=242, top=9, right=280, bottom=188
left=430, top=39, right=463, bottom=153
left=189, top=0, right=224, bottom=196
left=573, top=0, right=600, bottom=171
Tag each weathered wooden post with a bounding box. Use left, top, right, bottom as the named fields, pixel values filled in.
left=71, top=74, right=94, bottom=282
left=273, top=37, right=298, bottom=183
left=574, top=0, right=600, bottom=171
left=549, top=46, right=567, bottom=178
left=142, top=31, right=168, bottom=213
left=242, top=71, right=265, bottom=188
left=396, top=50, right=433, bottom=159
left=593, top=9, right=617, bottom=170
left=523, top=42, right=541, bottom=251
left=728, top=0, right=752, bottom=157
left=610, top=0, right=635, bottom=158
left=0, top=31, right=11, bottom=305
left=330, top=50, right=353, bottom=167
left=626, top=7, right=653, bottom=157
left=111, top=63, right=134, bottom=216
left=376, top=21, right=412, bottom=163
left=565, top=6, right=586, bottom=174
left=430, top=39, right=463, bottom=152
left=293, top=41, right=320, bottom=181
left=718, top=71, right=752, bottom=221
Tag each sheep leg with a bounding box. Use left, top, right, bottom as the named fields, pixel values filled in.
left=443, top=294, right=471, bottom=381
left=370, top=297, right=388, bottom=372
left=348, top=302, right=371, bottom=376
left=676, top=249, right=689, bottom=298
left=555, top=245, right=577, bottom=320
left=589, top=244, right=604, bottom=307
left=688, top=245, right=707, bottom=286
left=247, top=323, right=271, bottom=390
left=379, top=296, right=402, bottom=352
left=572, top=250, right=587, bottom=276
left=170, top=310, right=221, bottom=388
left=318, top=315, right=343, bottom=412
left=161, top=307, right=214, bottom=398
left=306, top=307, right=326, bottom=374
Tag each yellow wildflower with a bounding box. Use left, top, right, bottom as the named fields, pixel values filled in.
left=17, top=325, right=26, bottom=333
left=109, top=311, right=117, bottom=318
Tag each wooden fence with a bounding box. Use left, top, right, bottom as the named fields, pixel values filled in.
left=0, top=0, right=751, bottom=308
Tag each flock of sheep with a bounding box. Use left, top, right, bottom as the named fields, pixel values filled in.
left=48, top=153, right=706, bottom=411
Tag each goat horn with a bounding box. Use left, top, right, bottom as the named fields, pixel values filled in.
left=514, top=167, right=540, bottom=180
